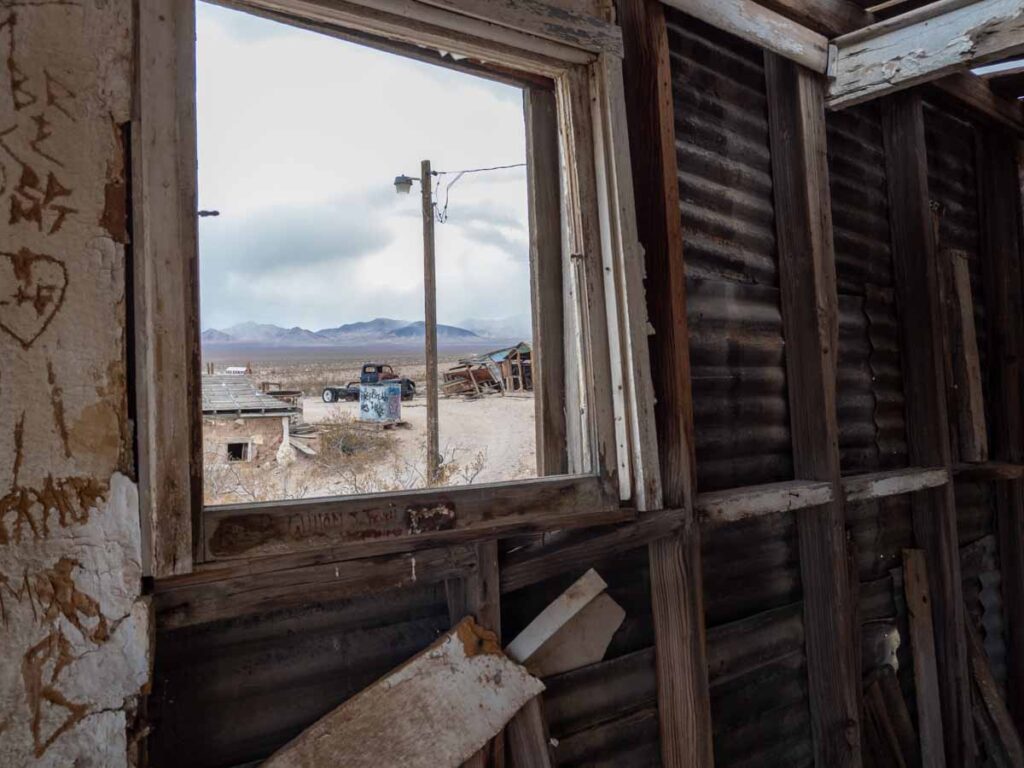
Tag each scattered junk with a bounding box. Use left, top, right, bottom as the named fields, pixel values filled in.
left=322, top=362, right=416, bottom=403
left=202, top=374, right=320, bottom=462
left=263, top=569, right=623, bottom=768
left=443, top=341, right=533, bottom=398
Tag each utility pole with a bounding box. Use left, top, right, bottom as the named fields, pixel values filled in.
left=421, top=159, right=440, bottom=485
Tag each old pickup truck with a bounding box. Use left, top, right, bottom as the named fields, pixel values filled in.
left=322, top=363, right=416, bottom=403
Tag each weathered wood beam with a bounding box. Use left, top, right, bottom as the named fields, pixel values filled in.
left=932, top=72, right=1024, bottom=136
left=134, top=0, right=200, bottom=576
left=757, top=0, right=874, bottom=36
left=843, top=467, right=950, bottom=502
left=829, top=0, right=1024, bottom=108
left=881, top=90, right=974, bottom=766
left=660, top=0, right=828, bottom=73
left=616, top=1, right=713, bottom=764
left=903, top=549, right=947, bottom=768
left=202, top=475, right=625, bottom=561
left=954, top=461, right=1024, bottom=480
left=696, top=480, right=835, bottom=527
left=765, top=52, right=861, bottom=767
left=978, top=130, right=1024, bottom=733
left=966, top=614, right=1024, bottom=766
left=525, top=87, right=568, bottom=476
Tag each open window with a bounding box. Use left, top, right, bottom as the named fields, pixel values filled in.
left=133, top=0, right=658, bottom=576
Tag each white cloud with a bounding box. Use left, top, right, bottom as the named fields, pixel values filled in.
left=196, top=1, right=531, bottom=331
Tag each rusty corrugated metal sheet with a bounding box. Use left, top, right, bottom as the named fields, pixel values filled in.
left=827, top=105, right=909, bottom=474
left=961, top=532, right=1007, bottom=689
left=666, top=10, right=793, bottom=494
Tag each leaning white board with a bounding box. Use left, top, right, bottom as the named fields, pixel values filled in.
left=263, top=617, right=544, bottom=768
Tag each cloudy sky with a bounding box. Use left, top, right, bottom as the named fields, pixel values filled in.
left=196, top=2, right=532, bottom=332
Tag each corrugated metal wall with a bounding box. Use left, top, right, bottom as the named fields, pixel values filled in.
left=666, top=12, right=811, bottom=766
left=666, top=10, right=793, bottom=495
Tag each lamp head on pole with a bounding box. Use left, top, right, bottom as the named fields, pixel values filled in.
left=393, top=174, right=415, bottom=194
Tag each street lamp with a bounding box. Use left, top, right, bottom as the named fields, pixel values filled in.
left=393, top=174, right=414, bottom=194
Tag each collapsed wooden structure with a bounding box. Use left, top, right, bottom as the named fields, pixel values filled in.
left=444, top=343, right=534, bottom=396
left=126, top=0, right=1024, bottom=765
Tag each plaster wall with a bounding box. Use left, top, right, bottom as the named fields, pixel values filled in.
left=0, top=1, right=149, bottom=765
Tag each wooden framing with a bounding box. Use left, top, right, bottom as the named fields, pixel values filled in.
left=882, top=90, right=974, bottom=766
left=617, top=0, right=713, bottom=764
left=138, top=0, right=663, bottom=569
left=660, top=0, right=829, bottom=73
left=765, top=51, right=860, bottom=767
left=978, top=131, right=1024, bottom=732
left=133, top=0, right=201, bottom=578
left=829, top=0, right=1024, bottom=108
left=932, top=72, right=1024, bottom=135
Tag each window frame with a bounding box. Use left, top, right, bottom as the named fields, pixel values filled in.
left=133, top=0, right=661, bottom=576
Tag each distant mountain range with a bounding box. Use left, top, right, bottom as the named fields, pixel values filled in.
left=201, top=317, right=530, bottom=347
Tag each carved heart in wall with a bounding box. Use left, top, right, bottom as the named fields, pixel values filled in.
left=0, top=249, right=68, bottom=349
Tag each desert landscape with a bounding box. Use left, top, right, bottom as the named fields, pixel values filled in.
left=201, top=343, right=538, bottom=504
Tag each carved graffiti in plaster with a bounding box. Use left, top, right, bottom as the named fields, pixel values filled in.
left=0, top=476, right=107, bottom=544
left=0, top=11, right=79, bottom=235
left=0, top=248, right=67, bottom=349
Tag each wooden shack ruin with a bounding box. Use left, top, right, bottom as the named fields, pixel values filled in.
left=5, top=0, right=1024, bottom=766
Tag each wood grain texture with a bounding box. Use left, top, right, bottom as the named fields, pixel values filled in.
left=697, top=480, right=834, bottom=526
left=661, top=0, right=828, bottom=73
left=262, top=617, right=543, bottom=768
left=830, top=0, right=1024, bottom=108
left=903, top=549, right=947, bottom=768
left=932, top=72, right=1024, bottom=136
left=765, top=51, right=860, bottom=768
left=756, top=0, right=873, bottom=35
left=882, top=90, right=974, bottom=767
left=525, top=88, right=568, bottom=477
left=616, top=1, right=713, bottom=764
left=842, top=467, right=950, bottom=502
left=979, top=131, right=1024, bottom=733
left=203, top=474, right=623, bottom=561
left=134, top=0, right=200, bottom=576
left=506, top=697, right=554, bottom=767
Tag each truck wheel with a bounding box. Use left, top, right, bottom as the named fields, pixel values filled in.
left=322, top=388, right=334, bottom=403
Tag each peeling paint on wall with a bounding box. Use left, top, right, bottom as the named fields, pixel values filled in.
left=0, top=1, right=146, bottom=766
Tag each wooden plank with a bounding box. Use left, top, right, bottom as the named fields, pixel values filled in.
left=765, top=51, right=860, bottom=768
left=941, top=249, right=988, bottom=463
left=842, top=467, right=950, bottom=502
left=696, top=480, right=834, bottom=526
left=263, top=617, right=544, bottom=768
left=592, top=51, right=664, bottom=509
left=979, top=131, right=1024, bottom=732
left=660, top=0, right=828, bottom=73
left=500, top=507, right=682, bottom=593
left=203, top=474, right=625, bottom=561
left=525, top=593, right=625, bottom=677
left=134, top=0, right=199, bottom=576
left=966, top=615, right=1024, bottom=766
left=932, top=73, right=1024, bottom=136
left=525, top=88, right=568, bottom=477
left=876, top=666, right=921, bottom=767
left=882, top=91, right=974, bottom=766
left=414, top=0, right=623, bottom=55
left=155, top=545, right=477, bottom=630
left=954, top=461, right=1024, bottom=481
left=615, top=1, right=713, bottom=765
left=756, top=0, right=874, bottom=36
left=903, top=549, right=947, bottom=768
left=506, top=698, right=554, bottom=767
left=829, top=0, right=1024, bottom=108
left=506, top=569, right=607, bottom=663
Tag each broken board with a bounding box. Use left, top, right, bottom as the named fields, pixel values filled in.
left=263, top=617, right=544, bottom=768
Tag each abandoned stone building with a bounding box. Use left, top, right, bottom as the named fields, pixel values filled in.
left=4, top=0, right=1024, bottom=766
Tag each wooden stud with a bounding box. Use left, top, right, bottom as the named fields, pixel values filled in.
left=525, top=87, right=568, bottom=477
left=978, top=130, right=1024, bottom=732
left=697, top=480, right=835, bottom=526
left=616, top=1, right=713, bottom=764
left=932, top=73, right=1024, bottom=136
left=966, top=613, right=1024, bottom=766
left=134, top=0, right=200, bottom=576
left=903, top=549, right=947, bottom=768
left=940, top=249, right=988, bottom=463
left=842, top=467, right=950, bottom=503
left=881, top=90, right=974, bottom=767
left=660, top=0, right=828, bottom=73
left=765, top=51, right=861, bottom=768
left=829, top=0, right=1024, bottom=108
left=755, top=0, right=874, bottom=36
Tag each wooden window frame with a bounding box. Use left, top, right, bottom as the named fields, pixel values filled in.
left=133, top=0, right=661, bottom=577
